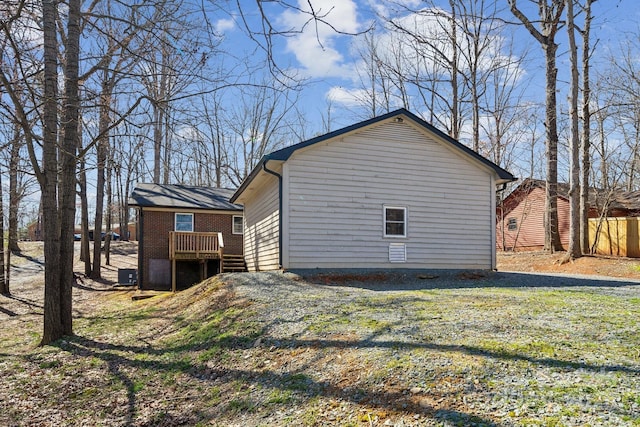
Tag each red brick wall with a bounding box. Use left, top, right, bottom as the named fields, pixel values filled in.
left=140, top=209, right=243, bottom=288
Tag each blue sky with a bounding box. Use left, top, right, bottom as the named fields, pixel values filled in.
left=210, top=0, right=639, bottom=132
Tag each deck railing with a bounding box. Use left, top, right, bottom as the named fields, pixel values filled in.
left=169, top=231, right=224, bottom=260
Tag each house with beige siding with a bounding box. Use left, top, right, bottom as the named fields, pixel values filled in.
left=231, top=109, right=516, bottom=272
left=129, top=184, right=244, bottom=291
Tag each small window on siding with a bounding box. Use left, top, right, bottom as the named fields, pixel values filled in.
left=507, top=217, right=517, bottom=231
left=384, top=206, right=407, bottom=238
left=232, top=215, right=243, bottom=235
left=175, top=213, right=194, bottom=232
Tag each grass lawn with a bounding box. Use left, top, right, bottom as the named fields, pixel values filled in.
left=1, top=275, right=639, bottom=426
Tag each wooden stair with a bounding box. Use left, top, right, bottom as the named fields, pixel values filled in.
left=222, top=254, right=247, bottom=273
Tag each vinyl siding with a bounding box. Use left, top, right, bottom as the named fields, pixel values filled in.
left=283, top=121, right=495, bottom=269
left=496, top=188, right=570, bottom=251
left=242, top=173, right=280, bottom=271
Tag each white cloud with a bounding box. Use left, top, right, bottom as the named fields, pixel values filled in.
left=366, top=0, right=422, bottom=19
left=215, top=18, right=236, bottom=34
left=279, top=0, right=361, bottom=78
left=326, top=86, right=369, bottom=106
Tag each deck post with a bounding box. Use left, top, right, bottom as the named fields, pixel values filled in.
left=171, top=258, right=176, bottom=292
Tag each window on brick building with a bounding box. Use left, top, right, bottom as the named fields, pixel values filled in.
left=232, top=215, right=243, bottom=235
left=175, top=213, right=194, bottom=232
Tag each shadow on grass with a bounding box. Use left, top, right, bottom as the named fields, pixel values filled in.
left=57, top=334, right=500, bottom=427
left=53, top=303, right=639, bottom=427
left=4, top=294, right=43, bottom=312
left=72, top=273, right=127, bottom=291
left=34, top=272, right=638, bottom=426
left=11, top=251, right=45, bottom=266
left=298, top=270, right=640, bottom=291
left=0, top=305, right=18, bottom=317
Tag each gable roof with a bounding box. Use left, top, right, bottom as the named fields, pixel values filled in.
left=231, top=108, right=516, bottom=203
left=129, top=183, right=242, bottom=211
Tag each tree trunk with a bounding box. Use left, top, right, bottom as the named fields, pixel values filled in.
left=90, top=75, right=112, bottom=279
left=59, top=0, right=81, bottom=335
left=0, top=168, right=7, bottom=296
left=105, top=142, right=113, bottom=266
left=78, top=112, right=92, bottom=275
left=153, top=46, right=168, bottom=184
left=544, top=38, right=564, bottom=252
left=41, top=0, right=64, bottom=345
left=449, top=0, right=460, bottom=140
left=580, top=0, right=593, bottom=254
left=8, top=124, right=21, bottom=253
left=509, top=0, right=565, bottom=252
left=565, top=0, right=581, bottom=260
left=153, top=101, right=163, bottom=183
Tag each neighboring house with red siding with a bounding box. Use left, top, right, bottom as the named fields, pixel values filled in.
left=496, top=178, right=640, bottom=251
left=27, top=218, right=43, bottom=241
left=129, top=183, right=244, bottom=291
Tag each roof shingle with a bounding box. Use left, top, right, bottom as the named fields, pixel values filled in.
left=129, top=183, right=242, bottom=211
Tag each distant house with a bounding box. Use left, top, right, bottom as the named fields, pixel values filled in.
left=27, top=218, right=43, bottom=241
left=496, top=178, right=640, bottom=252
left=113, top=223, right=137, bottom=241
left=129, top=183, right=244, bottom=291
left=230, top=109, right=515, bottom=272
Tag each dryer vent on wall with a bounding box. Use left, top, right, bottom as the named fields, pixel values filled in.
left=389, top=243, right=406, bottom=263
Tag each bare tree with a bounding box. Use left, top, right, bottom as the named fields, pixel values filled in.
left=112, top=128, right=144, bottom=241
left=8, top=123, right=22, bottom=253
left=601, top=32, right=640, bottom=191
left=457, top=0, right=504, bottom=152
left=385, top=2, right=465, bottom=138
left=508, top=0, right=565, bottom=252
left=40, top=0, right=66, bottom=343
left=137, top=6, right=210, bottom=185
left=57, top=0, right=82, bottom=338
left=580, top=0, right=595, bottom=254
left=225, top=81, right=299, bottom=187
left=478, top=27, right=530, bottom=170
left=77, top=113, right=91, bottom=274
left=352, top=30, right=402, bottom=118
left=565, top=0, right=581, bottom=260
left=0, top=157, right=6, bottom=295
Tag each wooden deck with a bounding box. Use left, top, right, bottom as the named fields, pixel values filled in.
left=169, top=231, right=224, bottom=260
left=168, top=231, right=225, bottom=292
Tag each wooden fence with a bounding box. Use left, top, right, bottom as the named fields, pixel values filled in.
left=589, top=217, right=640, bottom=258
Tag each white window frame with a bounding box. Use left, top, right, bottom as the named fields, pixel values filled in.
left=507, top=217, right=518, bottom=231
left=383, top=206, right=407, bottom=238
left=232, top=215, right=244, bottom=235
left=175, top=213, right=194, bottom=232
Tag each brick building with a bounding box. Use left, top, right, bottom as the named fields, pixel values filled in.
left=129, top=183, right=244, bottom=290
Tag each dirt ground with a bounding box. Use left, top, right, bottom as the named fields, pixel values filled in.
left=3, top=241, right=139, bottom=318
left=496, top=249, right=640, bottom=279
